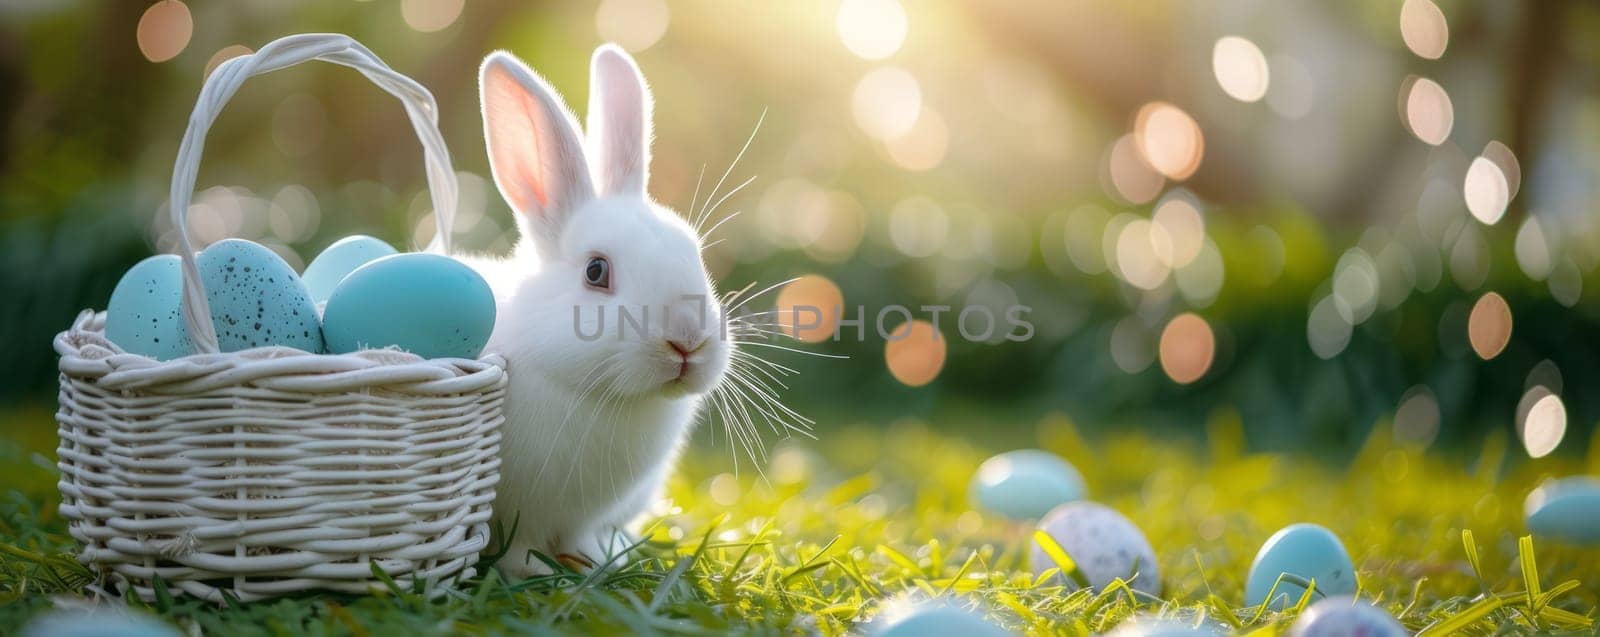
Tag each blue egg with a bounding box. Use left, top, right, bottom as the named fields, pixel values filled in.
left=196, top=239, right=324, bottom=353
left=1289, top=596, right=1406, bottom=637
left=873, top=604, right=1010, bottom=637
left=322, top=253, right=495, bottom=359
left=970, top=449, right=1085, bottom=520
left=106, top=255, right=192, bottom=360
left=1246, top=523, right=1357, bottom=610
left=1525, top=476, right=1600, bottom=544
left=22, top=609, right=181, bottom=637
left=1106, top=616, right=1222, bottom=637
left=301, top=235, right=398, bottom=304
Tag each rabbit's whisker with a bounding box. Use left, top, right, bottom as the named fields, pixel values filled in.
left=698, top=176, right=755, bottom=240
left=696, top=108, right=766, bottom=230
left=726, top=277, right=801, bottom=314
left=735, top=340, right=850, bottom=359
left=701, top=210, right=742, bottom=243
left=686, top=163, right=707, bottom=229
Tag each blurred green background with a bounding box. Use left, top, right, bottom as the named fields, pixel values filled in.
left=1, top=0, right=1597, bottom=462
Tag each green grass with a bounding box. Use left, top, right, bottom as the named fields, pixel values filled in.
left=1, top=407, right=1597, bottom=635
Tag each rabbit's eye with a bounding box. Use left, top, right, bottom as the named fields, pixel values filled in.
left=585, top=256, right=611, bottom=290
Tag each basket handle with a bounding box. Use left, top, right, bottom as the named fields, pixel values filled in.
left=170, top=33, right=458, bottom=355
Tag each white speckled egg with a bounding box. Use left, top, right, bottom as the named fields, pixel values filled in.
left=1031, top=501, right=1161, bottom=595
left=970, top=449, right=1086, bottom=520
left=873, top=603, right=1011, bottom=637
left=322, top=253, right=495, bottom=359
left=301, top=235, right=397, bottom=304
left=1525, top=476, right=1600, bottom=544
left=1105, top=616, right=1222, bottom=637
left=1245, top=523, right=1357, bottom=610
left=1289, top=596, right=1407, bottom=637
left=105, top=255, right=192, bottom=360
left=197, top=239, right=324, bottom=353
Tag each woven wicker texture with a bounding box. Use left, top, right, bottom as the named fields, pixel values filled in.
left=54, top=34, right=505, bottom=602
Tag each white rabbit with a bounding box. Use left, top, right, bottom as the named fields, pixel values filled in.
left=458, top=45, right=732, bottom=578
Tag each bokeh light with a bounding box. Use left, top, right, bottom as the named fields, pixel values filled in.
left=1467, top=291, right=1512, bottom=360
left=1401, top=76, right=1453, bottom=145
left=1514, top=216, right=1552, bottom=277
left=595, top=0, right=670, bottom=52
left=1517, top=387, right=1566, bottom=459
left=1480, top=140, right=1522, bottom=199
left=776, top=275, right=845, bottom=343
left=136, top=1, right=192, bottom=63
left=1159, top=313, right=1215, bottom=384
left=884, top=320, right=945, bottom=387
left=1152, top=194, right=1205, bottom=268
left=203, top=45, right=252, bottom=79
left=1212, top=36, right=1269, bottom=103
left=1332, top=248, right=1380, bottom=325
left=1393, top=386, right=1440, bottom=448
left=1064, top=205, right=1110, bottom=275
left=1307, top=295, right=1352, bottom=359
left=1115, top=218, right=1172, bottom=290
left=1106, top=134, right=1163, bottom=204
left=853, top=67, right=922, bottom=141
left=1134, top=102, right=1204, bottom=181
left=1175, top=239, right=1225, bottom=307
left=1399, top=0, right=1449, bottom=60
left=1110, top=317, right=1155, bottom=374
left=835, top=0, right=907, bottom=60
left=1549, top=259, right=1583, bottom=307
left=1463, top=156, right=1509, bottom=225
left=402, top=0, right=464, bottom=33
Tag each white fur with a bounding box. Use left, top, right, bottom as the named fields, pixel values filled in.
left=462, top=45, right=730, bottom=577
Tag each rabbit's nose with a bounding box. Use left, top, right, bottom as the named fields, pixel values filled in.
left=667, top=337, right=704, bottom=357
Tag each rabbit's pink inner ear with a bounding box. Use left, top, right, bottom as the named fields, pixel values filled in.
left=483, top=64, right=549, bottom=214
left=587, top=45, right=652, bottom=196
left=480, top=55, right=593, bottom=235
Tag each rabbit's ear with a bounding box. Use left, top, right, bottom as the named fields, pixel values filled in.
left=586, top=44, right=652, bottom=197
left=481, top=51, right=594, bottom=250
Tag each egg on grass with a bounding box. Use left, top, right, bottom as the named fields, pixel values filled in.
left=970, top=449, right=1086, bottom=520
left=1524, top=476, right=1600, bottom=544
left=301, top=235, right=398, bottom=305
left=871, top=600, right=1011, bottom=637
left=1104, top=616, right=1222, bottom=637
left=1245, top=523, right=1357, bottom=610
left=1030, top=501, right=1161, bottom=595
left=105, top=254, right=191, bottom=360
left=322, top=253, right=495, bottom=360
left=21, top=608, right=181, bottom=637
left=196, top=239, right=325, bottom=353
left=1288, top=596, right=1407, bottom=637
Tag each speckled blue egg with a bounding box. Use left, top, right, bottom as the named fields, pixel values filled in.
left=322, top=253, right=495, bottom=359
left=196, top=239, right=324, bottom=353
left=301, top=235, right=397, bottom=304
left=1525, top=476, right=1600, bottom=544
left=1105, top=616, right=1222, bottom=637
left=1289, top=596, right=1406, bottom=637
left=106, top=255, right=192, bottom=360
left=1246, top=523, right=1356, bottom=610
left=970, top=449, right=1086, bottom=520
left=22, top=608, right=181, bottom=637
left=872, top=604, right=1010, bottom=637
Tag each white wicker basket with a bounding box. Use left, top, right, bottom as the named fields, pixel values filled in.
left=53, top=34, right=505, bottom=603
